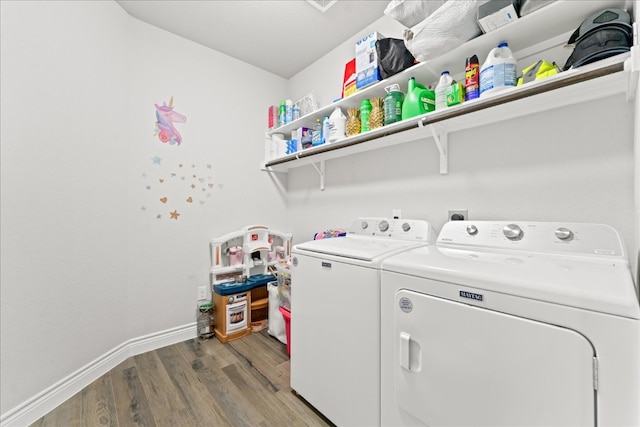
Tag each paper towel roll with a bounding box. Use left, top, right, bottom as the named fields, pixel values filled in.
left=272, top=134, right=286, bottom=158
left=264, top=137, right=274, bottom=162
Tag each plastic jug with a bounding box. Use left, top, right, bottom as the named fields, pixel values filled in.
left=401, top=77, right=435, bottom=120
left=435, top=71, right=454, bottom=111
left=384, top=84, right=404, bottom=125
left=480, top=42, right=517, bottom=97
left=321, top=116, right=330, bottom=144
left=329, top=107, right=347, bottom=142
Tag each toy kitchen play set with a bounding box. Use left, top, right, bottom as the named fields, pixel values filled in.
left=209, top=225, right=291, bottom=343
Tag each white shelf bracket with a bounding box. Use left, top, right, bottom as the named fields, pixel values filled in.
left=419, top=119, right=448, bottom=174
left=311, top=160, right=326, bottom=191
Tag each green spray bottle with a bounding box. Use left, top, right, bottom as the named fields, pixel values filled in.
left=360, top=99, right=372, bottom=133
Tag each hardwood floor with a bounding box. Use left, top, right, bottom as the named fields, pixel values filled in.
left=31, top=331, right=334, bottom=427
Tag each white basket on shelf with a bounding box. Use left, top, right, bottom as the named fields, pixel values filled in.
left=294, top=92, right=319, bottom=117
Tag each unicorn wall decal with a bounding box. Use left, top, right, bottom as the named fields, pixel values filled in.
left=154, top=96, right=186, bottom=146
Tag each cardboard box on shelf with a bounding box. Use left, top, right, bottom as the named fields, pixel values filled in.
left=342, top=58, right=357, bottom=98
left=355, top=32, right=384, bottom=89
left=477, top=0, right=519, bottom=33
left=293, top=127, right=313, bottom=150
left=446, top=82, right=465, bottom=107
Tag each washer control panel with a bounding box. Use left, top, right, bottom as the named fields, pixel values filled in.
left=438, top=221, right=625, bottom=257
left=349, top=217, right=436, bottom=242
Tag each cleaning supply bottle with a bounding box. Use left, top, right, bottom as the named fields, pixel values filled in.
left=401, top=77, right=435, bottom=120
left=464, top=55, right=480, bottom=101
left=480, top=42, right=517, bottom=98
left=435, top=71, right=454, bottom=111
left=384, top=84, right=404, bottom=125
left=328, top=107, right=347, bottom=142
left=285, top=99, right=293, bottom=124
left=321, top=116, right=330, bottom=144
left=278, top=101, right=286, bottom=127
left=360, top=99, right=372, bottom=133
left=312, top=118, right=323, bottom=146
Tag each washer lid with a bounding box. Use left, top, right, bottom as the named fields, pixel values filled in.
left=293, top=217, right=437, bottom=262
left=293, top=235, right=425, bottom=262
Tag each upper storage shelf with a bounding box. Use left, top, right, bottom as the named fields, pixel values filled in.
left=263, top=0, right=636, bottom=174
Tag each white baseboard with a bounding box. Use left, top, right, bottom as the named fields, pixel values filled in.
left=0, top=323, right=197, bottom=427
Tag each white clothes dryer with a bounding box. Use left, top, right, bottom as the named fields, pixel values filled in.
left=291, top=217, right=437, bottom=427
left=380, top=221, right=640, bottom=427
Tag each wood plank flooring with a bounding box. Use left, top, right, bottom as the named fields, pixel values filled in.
left=31, top=331, right=334, bottom=427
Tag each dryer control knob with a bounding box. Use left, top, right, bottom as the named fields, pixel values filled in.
left=503, top=224, right=523, bottom=240
left=402, top=222, right=411, bottom=232
left=555, top=227, right=573, bottom=240
left=361, top=221, right=369, bottom=230
left=379, top=220, right=389, bottom=232
left=466, top=224, right=478, bottom=235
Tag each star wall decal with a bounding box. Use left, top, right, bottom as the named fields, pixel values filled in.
left=139, top=160, right=222, bottom=221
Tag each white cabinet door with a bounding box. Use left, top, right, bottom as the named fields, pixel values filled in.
left=394, top=289, right=595, bottom=426
left=291, top=254, right=380, bottom=426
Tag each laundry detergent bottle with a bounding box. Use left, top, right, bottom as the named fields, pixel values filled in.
left=401, top=77, right=435, bottom=120
left=435, top=71, right=454, bottom=111
left=480, top=42, right=517, bottom=97
left=384, top=84, right=404, bottom=125
left=328, top=107, right=347, bottom=142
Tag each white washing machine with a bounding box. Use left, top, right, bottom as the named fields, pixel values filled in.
left=380, top=221, right=640, bottom=427
left=291, top=217, right=437, bottom=426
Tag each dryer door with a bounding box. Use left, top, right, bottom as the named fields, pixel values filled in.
left=394, top=289, right=595, bottom=426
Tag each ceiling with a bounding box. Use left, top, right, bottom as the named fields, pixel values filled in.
left=116, top=0, right=390, bottom=79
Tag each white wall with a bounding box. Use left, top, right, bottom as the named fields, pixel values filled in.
left=0, top=0, right=288, bottom=421
left=288, top=16, right=406, bottom=108
left=286, top=15, right=638, bottom=276
left=285, top=95, right=635, bottom=246
left=1, top=1, right=637, bottom=424
left=0, top=0, right=130, bottom=417
left=122, top=4, right=289, bottom=341
left=635, top=0, right=640, bottom=287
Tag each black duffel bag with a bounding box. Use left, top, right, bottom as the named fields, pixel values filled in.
left=375, top=38, right=417, bottom=79
left=563, top=8, right=633, bottom=71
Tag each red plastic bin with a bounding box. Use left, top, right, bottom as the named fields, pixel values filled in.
left=278, top=306, right=291, bottom=356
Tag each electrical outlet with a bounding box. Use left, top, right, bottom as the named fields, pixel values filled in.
left=448, top=209, right=468, bottom=221
left=197, top=285, right=207, bottom=300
